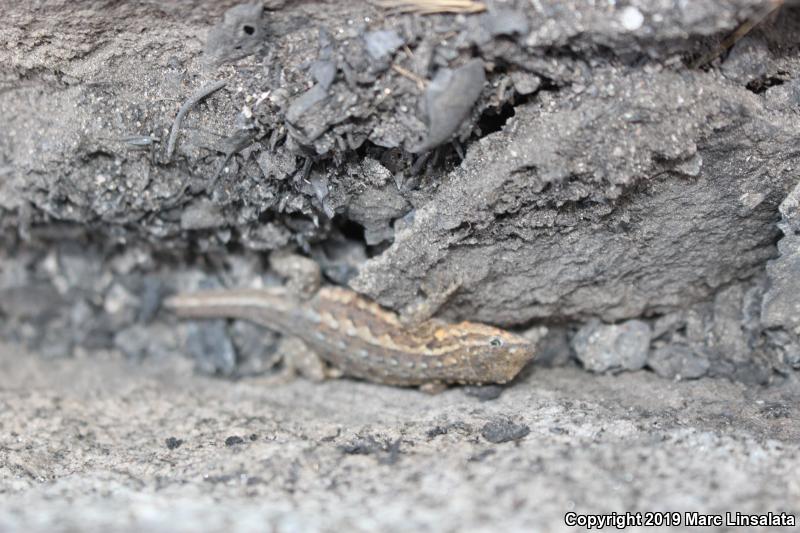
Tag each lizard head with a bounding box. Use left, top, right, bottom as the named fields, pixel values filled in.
left=431, top=322, right=539, bottom=384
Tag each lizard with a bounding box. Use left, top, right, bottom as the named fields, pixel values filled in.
left=164, top=252, right=538, bottom=387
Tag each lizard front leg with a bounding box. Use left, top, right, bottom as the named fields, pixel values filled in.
left=399, top=274, right=462, bottom=327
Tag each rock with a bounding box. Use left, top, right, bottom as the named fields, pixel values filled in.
left=229, top=320, right=281, bottom=377
left=286, top=84, right=329, bottom=124
left=765, top=329, right=800, bottom=371
left=364, top=30, right=404, bottom=61
left=651, top=312, right=686, bottom=340
left=710, top=284, right=750, bottom=363
left=572, top=319, right=651, bottom=373
left=103, top=282, right=140, bottom=326
left=410, top=59, right=486, bottom=153
left=113, top=324, right=152, bottom=360
left=510, top=71, right=541, bottom=96
left=462, top=385, right=505, bottom=401
left=344, top=159, right=411, bottom=245
left=225, top=435, right=245, bottom=446
left=186, top=320, right=237, bottom=376
left=721, top=34, right=770, bottom=86
left=137, top=276, right=164, bottom=324
left=778, top=180, right=800, bottom=235
left=481, top=9, right=530, bottom=38
left=531, top=327, right=572, bottom=367
left=762, top=235, right=800, bottom=331
left=0, top=285, right=62, bottom=321
left=165, top=437, right=184, bottom=450
left=619, top=6, right=645, bottom=31
left=480, top=419, right=530, bottom=443
left=310, top=60, right=337, bottom=91
left=204, top=3, right=267, bottom=67
left=647, top=344, right=710, bottom=380
left=353, top=70, right=789, bottom=327
left=180, top=200, right=226, bottom=231
left=257, top=150, right=297, bottom=181
left=762, top=181, right=800, bottom=332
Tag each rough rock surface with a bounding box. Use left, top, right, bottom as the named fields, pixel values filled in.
left=1, top=2, right=800, bottom=382
left=351, top=71, right=796, bottom=325
left=5, top=4, right=800, bottom=529
left=2, top=344, right=800, bottom=532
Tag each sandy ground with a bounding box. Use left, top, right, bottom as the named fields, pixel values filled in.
left=1, top=343, right=799, bottom=533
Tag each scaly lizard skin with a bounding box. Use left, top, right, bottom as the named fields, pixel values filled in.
left=164, top=285, right=537, bottom=386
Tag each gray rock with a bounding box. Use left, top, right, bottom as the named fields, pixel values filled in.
left=257, top=150, right=297, bottom=181
left=410, top=59, right=486, bottom=153
left=310, top=60, right=337, bottom=91
left=572, top=319, right=651, bottom=373
left=103, top=281, right=140, bottom=327
left=240, top=222, right=292, bottom=251
left=186, top=320, right=237, bottom=376
left=137, top=276, right=164, bottom=324
left=765, top=329, right=800, bottom=371
left=710, top=284, right=750, bottom=363
left=0, top=285, right=62, bottom=321
left=204, top=3, right=267, bottom=67
left=364, top=30, right=404, bottom=61
left=778, top=180, right=800, bottom=235
left=651, top=312, right=686, bottom=341
left=647, top=344, right=710, bottom=380
left=286, top=84, right=329, bottom=124
left=353, top=70, right=790, bottom=327
left=481, top=9, right=530, bottom=38
left=761, top=235, right=800, bottom=331
left=344, top=159, right=410, bottom=245
left=229, top=320, right=282, bottom=377
left=721, top=34, right=770, bottom=86
left=462, top=385, right=505, bottom=401
left=113, top=324, right=152, bottom=361
left=510, top=71, right=541, bottom=96
left=480, top=418, right=530, bottom=443
left=762, top=182, right=800, bottom=332
left=531, top=327, right=572, bottom=367
left=180, top=200, right=226, bottom=230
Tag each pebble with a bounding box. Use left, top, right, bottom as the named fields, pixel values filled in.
left=572, top=319, right=652, bottom=373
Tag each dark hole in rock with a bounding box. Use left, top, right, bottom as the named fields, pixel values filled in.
left=746, top=75, right=786, bottom=94
left=337, top=218, right=366, bottom=244
left=242, top=25, right=255, bottom=35
left=477, top=101, right=516, bottom=137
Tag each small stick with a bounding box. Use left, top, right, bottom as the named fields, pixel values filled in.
left=165, top=79, right=228, bottom=162
left=373, top=0, right=486, bottom=15
left=691, top=0, right=783, bottom=69
left=391, top=64, right=427, bottom=90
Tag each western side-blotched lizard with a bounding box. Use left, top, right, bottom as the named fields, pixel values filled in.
left=165, top=255, right=537, bottom=387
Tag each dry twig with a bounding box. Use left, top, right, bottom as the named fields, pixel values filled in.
left=691, top=0, right=784, bottom=68
left=372, top=0, right=486, bottom=15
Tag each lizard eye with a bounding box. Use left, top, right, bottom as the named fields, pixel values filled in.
left=489, top=337, right=503, bottom=347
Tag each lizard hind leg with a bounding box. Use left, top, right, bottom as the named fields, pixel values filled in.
left=278, top=336, right=340, bottom=382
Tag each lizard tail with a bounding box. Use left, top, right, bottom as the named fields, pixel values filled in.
left=163, top=287, right=295, bottom=322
